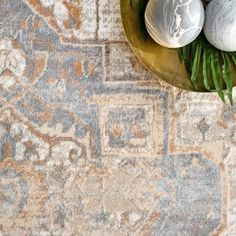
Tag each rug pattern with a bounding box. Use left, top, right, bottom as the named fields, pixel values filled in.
left=0, top=0, right=235, bottom=235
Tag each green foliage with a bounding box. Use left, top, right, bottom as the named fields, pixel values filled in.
left=190, top=36, right=203, bottom=90
left=210, top=49, right=225, bottom=102
left=178, top=0, right=235, bottom=104
left=178, top=34, right=235, bottom=104
left=222, top=52, right=233, bottom=104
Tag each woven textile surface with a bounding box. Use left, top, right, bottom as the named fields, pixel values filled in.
left=0, top=0, right=235, bottom=235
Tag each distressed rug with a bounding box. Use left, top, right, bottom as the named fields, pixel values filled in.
left=0, top=0, right=235, bottom=235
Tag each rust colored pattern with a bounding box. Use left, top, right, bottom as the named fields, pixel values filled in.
left=0, top=0, right=234, bottom=235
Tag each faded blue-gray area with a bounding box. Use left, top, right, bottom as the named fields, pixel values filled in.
left=0, top=169, right=28, bottom=218
left=153, top=153, right=222, bottom=236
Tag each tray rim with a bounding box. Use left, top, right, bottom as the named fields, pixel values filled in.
left=120, top=0, right=214, bottom=93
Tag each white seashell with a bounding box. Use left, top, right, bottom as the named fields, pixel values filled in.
left=204, top=0, right=236, bottom=52
left=145, top=0, right=205, bottom=48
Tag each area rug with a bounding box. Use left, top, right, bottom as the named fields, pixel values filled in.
left=0, top=0, right=235, bottom=235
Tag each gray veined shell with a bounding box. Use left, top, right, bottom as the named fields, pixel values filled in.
left=145, top=0, right=205, bottom=48
left=204, top=0, right=236, bottom=52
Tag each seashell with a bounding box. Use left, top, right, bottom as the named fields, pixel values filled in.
left=145, top=0, right=205, bottom=48
left=204, top=0, right=236, bottom=52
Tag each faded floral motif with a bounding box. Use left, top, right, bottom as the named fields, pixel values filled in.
left=0, top=39, right=26, bottom=91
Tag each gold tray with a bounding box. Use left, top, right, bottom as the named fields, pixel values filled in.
left=120, top=0, right=236, bottom=92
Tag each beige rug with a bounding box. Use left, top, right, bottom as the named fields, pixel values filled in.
left=0, top=0, right=235, bottom=235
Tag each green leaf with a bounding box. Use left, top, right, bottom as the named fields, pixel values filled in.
left=190, top=39, right=198, bottom=68
left=203, top=46, right=211, bottom=91
left=210, top=50, right=225, bottom=102
left=231, top=53, right=236, bottom=66
left=222, top=51, right=233, bottom=105
left=183, top=44, right=191, bottom=71
left=190, top=38, right=202, bottom=90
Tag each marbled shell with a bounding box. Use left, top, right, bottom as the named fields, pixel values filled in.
left=145, top=0, right=205, bottom=48
left=204, top=0, right=236, bottom=52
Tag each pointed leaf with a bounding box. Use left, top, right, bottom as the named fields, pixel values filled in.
left=190, top=38, right=202, bottom=90
left=203, top=47, right=211, bottom=91
left=222, top=51, right=233, bottom=105
left=210, top=50, right=225, bottom=102
left=231, top=53, right=236, bottom=66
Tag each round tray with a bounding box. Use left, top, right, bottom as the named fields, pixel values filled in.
left=120, top=0, right=236, bottom=92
